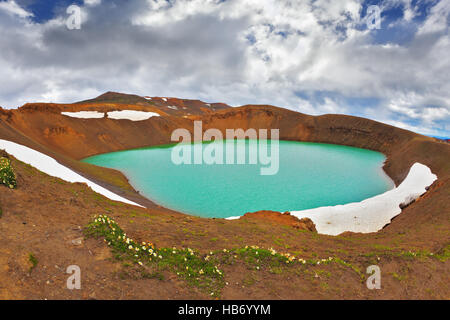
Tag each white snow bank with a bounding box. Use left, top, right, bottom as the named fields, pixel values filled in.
left=226, top=163, right=437, bottom=236
left=61, top=111, right=105, bottom=119
left=290, top=163, right=436, bottom=235
left=61, top=110, right=160, bottom=121
left=107, top=110, right=160, bottom=121
left=167, top=105, right=178, bottom=110
left=225, top=216, right=240, bottom=220
left=143, top=96, right=152, bottom=100
left=162, top=98, right=167, bottom=102
left=0, top=139, right=144, bottom=208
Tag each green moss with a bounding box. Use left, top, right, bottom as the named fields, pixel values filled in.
left=272, top=236, right=291, bottom=249
left=434, top=244, right=450, bottom=262
left=391, top=272, right=407, bottom=282
left=141, top=271, right=165, bottom=280
left=269, top=266, right=284, bottom=274
left=28, top=253, right=38, bottom=273
left=372, top=244, right=394, bottom=251
left=242, top=274, right=257, bottom=286
left=320, top=282, right=330, bottom=290
left=333, top=257, right=364, bottom=280
left=362, top=246, right=448, bottom=262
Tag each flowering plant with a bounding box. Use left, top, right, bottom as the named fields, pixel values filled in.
left=0, top=157, right=17, bottom=189
left=85, top=215, right=225, bottom=296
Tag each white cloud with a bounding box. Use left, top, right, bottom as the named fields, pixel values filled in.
left=383, top=119, right=447, bottom=137
left=418, top=0, right=450, bottom=34
left=84, top=0, right=102, bottom=7
left=421, top=107, right=450, bottom=123
left=0, top=0, right=33, bottom=18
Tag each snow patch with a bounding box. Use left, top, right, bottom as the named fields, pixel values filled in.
left=290, top=163, right=437, bottom=235
left=107, top=110, right=160, bottom=121
left=61, top=110, right=160, bottom=121
left=0, top=139, right=144, bottom=208
left=167, top=105, right=178, bottom=110
left=143, top=96, right=152, bottom=100
left=162, top=98, right=167, bottom=102
left=225, top=163, right=437, bottom=236
left=61, top=111, right=105, bottom=119
left=225, top=216, right=241, bottom=220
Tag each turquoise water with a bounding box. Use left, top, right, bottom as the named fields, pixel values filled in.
left=83, top=140, right=394, bottom=218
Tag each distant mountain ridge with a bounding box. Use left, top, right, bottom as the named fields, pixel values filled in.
left=76, top=91, right=155, bottom=105
left=74, top=91, right=231, bottom=116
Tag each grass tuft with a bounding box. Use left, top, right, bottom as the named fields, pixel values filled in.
left=28, top=253, right=38, bottom=273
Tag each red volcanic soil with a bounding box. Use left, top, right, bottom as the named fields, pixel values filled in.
left=241, top=211, right=317, bottom=232
left=0, top=93, right=449, bottom=299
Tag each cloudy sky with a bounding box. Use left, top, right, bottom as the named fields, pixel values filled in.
left=0, top=0, right=449, bottom=137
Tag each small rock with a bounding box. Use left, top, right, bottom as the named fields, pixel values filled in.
left=71, top=237, right=83, bottom=246
left=293, top=218, right=317, bottom=232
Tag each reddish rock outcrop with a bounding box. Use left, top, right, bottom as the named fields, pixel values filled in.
left=241, top=211, right=317, bottom=232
